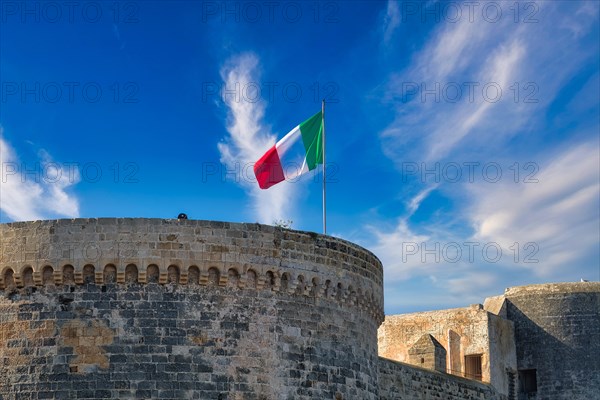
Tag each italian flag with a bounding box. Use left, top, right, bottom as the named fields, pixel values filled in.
left=254, top=111, right=323, bottom=189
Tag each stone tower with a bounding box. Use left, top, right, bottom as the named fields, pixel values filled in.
left=501, top=283, right=600, bottom=400
left=0, top=218, right=384, bottom=399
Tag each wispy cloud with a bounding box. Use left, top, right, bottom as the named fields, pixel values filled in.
left=380, top=1, right=598, bottom=165
left=369, top=1, right=600, bottom=311
left=217, top=53, right=297, bottom=223
left=381, top=16, right=525, bottom=164
left=0, top=132, right=80, bottom=222
left=368, top=187, right=505, bottom=310
left=470, top=139, right=600, bottom=278
left=369, top=185, right=437, bottom=281
left=382, top=1, right=401, bottom=45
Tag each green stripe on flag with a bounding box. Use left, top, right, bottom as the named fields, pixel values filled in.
left=299, top=111, right=323, bottom=171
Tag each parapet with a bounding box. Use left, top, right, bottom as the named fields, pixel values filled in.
left=504, top=281, right=600, bottom=296
left=0, top=218, right=384, bottom=323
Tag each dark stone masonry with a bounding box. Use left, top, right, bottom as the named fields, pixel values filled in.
left=504, top=284, right=600, bottom=400
left=0, top=218, right=383, bottom=399
left=0, top=284, right=379, bottom=399
left=1, top=218, right=598, bottom=399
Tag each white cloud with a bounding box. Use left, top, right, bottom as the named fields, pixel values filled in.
left=470, top=139, right=600, bottom=277
left=380, top=1, right=598, bottom=166
left=382, top=1, right=401, bottom=44
left=0, top=133, right=80, bottom=222
left=563, top=1, right=599, bottom=38
left=407, top=184, right=438, bottom=215
left=370, top=218, right=430, bottom=281
left=368, top=187, right=506, bottom=311
left=427, top=39, right=525, bottom=161
left=381, top=20, right=526, bottom=164
left=370, top=1, right=600, bottom=311
left=369, top=185, right=448, bottom=282
left=217, top=53, right=297, bottom=224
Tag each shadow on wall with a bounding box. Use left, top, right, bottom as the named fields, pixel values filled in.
left=507, top=296, right=599, bottom=400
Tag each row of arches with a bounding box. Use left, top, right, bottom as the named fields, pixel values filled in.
left=0, top=264, right=381, bottom=316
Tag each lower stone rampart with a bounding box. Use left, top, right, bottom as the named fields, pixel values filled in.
left=378, top=357, right=507, bottom=400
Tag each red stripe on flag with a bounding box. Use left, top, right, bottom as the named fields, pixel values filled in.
left=253, top=146, right=285, bottom=189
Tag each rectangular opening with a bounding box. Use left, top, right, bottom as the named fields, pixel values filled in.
left=519, top=369, right=537, bottom=394
left=464, top=354, right=483, bottom=381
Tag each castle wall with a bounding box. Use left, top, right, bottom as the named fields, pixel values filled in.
left=378, top=357, right=507, bottom=400
left=0, top=218, right=384, bottom=400
left=377, top=305, right=516, bottom=397
left=488, top=313, right=517, bottom=399
left=379, top=306, right=490, bottom=377
left=503, top=283, right=600, bottom=400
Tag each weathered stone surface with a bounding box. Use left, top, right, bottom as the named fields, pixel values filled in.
left=379, top=357, right=506, bottom=400
left=502, top=283, right=600, bottom=400
left=379, top=282, right=600, bottom=400
left=0, top=218, right=383, bottom=399
left=3, top=219, right=595, bottom=400
left=378, top=304, right=517, bottom=397
left=407, top=334, right=446, bottom=372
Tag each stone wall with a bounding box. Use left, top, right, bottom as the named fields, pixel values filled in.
left=488, top=313, right=517, bottom=399
left=378, top=305, right=490, bottom=375
left=0, top=218, right=384, bottom=400
left=503, top=282, right=600, bottom=400
left=378, top=357, right=507, bottom=400
left=378, top=304, right=516, bottom=397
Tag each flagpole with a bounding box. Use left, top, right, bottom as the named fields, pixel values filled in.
left=322, top=99, right=327, bottom=235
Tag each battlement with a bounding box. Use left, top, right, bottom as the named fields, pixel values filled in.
left=0, top=218, right=384, bottom=323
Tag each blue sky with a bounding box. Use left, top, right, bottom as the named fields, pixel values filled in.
left=1, top=1, right=599, bottom=313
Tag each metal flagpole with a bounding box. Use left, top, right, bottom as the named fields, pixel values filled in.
left=322, top=99, right=327, bottom=235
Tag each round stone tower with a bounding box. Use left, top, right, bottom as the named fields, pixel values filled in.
left=504, top=282, right=600, bottom=400
left=0, top=218, right=384, bottom=399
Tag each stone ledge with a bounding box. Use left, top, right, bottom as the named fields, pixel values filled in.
left=504, top=281, right=600, bottom=296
